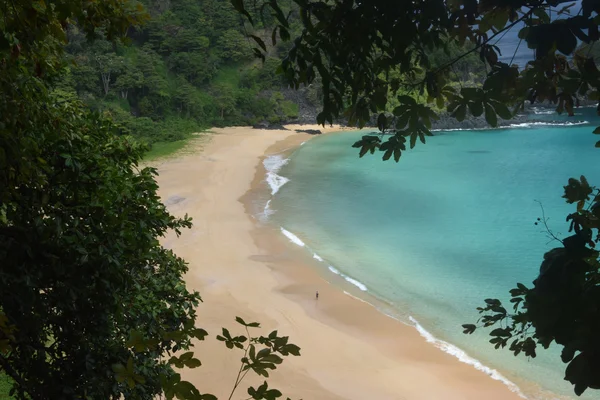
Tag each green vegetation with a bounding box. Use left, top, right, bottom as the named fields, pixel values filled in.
left=0, top=375, right=11, bottom=399
left=144, top=139, right=190, bottom=160
left=3, top=0, right=599, bottom=398
left=235, top=0, right=600, bottom=396
left=0, top=0, right=299, bottom=399
left=58, top=0, right=485, bottom=147
left=56, top=0, right=314, bottom=149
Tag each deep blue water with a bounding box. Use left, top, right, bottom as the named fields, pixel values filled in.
left=268, top=109, right=599, bottom=399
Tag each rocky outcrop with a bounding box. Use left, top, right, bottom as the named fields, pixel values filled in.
left=294, top=129, right=322, bottom=135
left=252, top=121, right=289, bottom=130
left=251, top=97, right=595, bottom=131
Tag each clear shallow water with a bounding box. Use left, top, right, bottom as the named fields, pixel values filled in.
left=268, top=113, right=600, bottom=399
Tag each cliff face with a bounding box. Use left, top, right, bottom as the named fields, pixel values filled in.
left=254, top=100, right=595, bottom=130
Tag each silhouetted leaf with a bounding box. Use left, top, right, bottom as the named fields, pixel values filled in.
left=484, top=103, right=497, bottom=127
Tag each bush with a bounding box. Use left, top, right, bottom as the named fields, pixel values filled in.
left=280, top=100, right=299, bottom=119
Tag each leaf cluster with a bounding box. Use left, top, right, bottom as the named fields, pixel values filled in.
left=217, top=317, right=301, bottom=400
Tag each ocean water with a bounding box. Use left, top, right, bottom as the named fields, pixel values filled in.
left=265, top=110, right=600, bottom=399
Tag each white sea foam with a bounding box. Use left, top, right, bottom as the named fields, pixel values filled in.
left=327, top=266, right=368, bottom=291
left=263, top=155, right=290, bottom=195
left=261, top=199, right=274, bottom=221
left=530, top=108, right=583, bottom=116
left=279, top=229, right=523, bottom=394
left=433, top=121, right=589, bottom=133
left=280, top=227, right=305, bottom=247
left=530, top=107, right=555, bottom=115
left=408, top=316, right=527, bottom=398
left=343, top=290, right=371, bottom=304
left=533, top=110, right=555, bottom=115
left=341, top=290, right=527, bottom=396
left=343, top=276, right=368, bottom=291
left=508, top=121, right=588, bottom=128
left=279, top=227, right=367, bottom=291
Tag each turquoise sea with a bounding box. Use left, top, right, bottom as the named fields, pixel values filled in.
left=264, top=108, right=599, bottom=399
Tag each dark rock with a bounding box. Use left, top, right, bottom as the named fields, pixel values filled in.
left=295, top=129, right=322, bottom=135
left=252, top=121, right=290, bottom=130
left=252, top=121, right=269, bottom=129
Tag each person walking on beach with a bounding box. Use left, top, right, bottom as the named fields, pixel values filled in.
left=315, top=290, right=319, bottom=300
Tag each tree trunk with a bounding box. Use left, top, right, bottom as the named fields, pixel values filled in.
left=101, top=72, right=111, bottom=97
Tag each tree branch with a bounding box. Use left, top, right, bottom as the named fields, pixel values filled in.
left=535, top=200, right=563, bottom=245
left=227, top=326, right=252, bottom=400
left=410, top=7, right=536, bottom=89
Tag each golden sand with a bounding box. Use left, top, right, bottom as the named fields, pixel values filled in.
left=156, top=125, right=522, bottom=400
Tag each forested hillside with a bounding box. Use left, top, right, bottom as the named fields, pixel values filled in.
left=54, top=0, right=486, bottom=149
left=53, top=0, right=316, bottom=147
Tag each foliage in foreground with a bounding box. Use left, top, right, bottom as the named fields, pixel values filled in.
left=233, top=0, right=600, bottom=395
left=0, top=0, right=300, bottom=399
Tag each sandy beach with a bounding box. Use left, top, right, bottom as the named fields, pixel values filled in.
left=155, top=126, right=523, bottom=400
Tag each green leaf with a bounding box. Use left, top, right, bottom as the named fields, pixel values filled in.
left=359, top=145, right=369, bottom=157
left=173, top=380, right=201, bottom=400
left=453, top=104, right=467, bottom=122
left=235, top=316, right=261, bottom=328
left=397, top=95, right=416, bottom=105
left=562, top=345, right=576, bottom=363
left=556, top=30, right=578, bottom=55
left=250, top=35, right=267, bottom=52
left=492, top=102, right=512, bottom=120
left=382, top=149, right=392, bottom=161
left=484, top=103, right=498, bottom=127
left=410, top=133, right=417, bottom=149
left=126, top=330, right=146, bottom=353
left=190, top=328, right=208, bottom=340
left=279, top=26, right=290, bottom=41
left=490, top=328, right=511, bottom=337
left=492, top=9, right=509, bottom=31
left=377, top=113, right=387, bottom=131
left=126, top=357, right=134, bottom=373
left=184, top=358, right=202, bottom=368
left=468, top=101, right=483, bottom=117
left=395, top=111, right=411, bottom=129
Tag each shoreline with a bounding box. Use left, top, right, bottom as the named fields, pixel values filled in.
left=243, top=131, right=531, bottom=397
left=155, top=125, right=525, bottom=399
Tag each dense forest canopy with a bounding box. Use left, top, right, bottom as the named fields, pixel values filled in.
left=52, top=0, right=316, bottom=146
